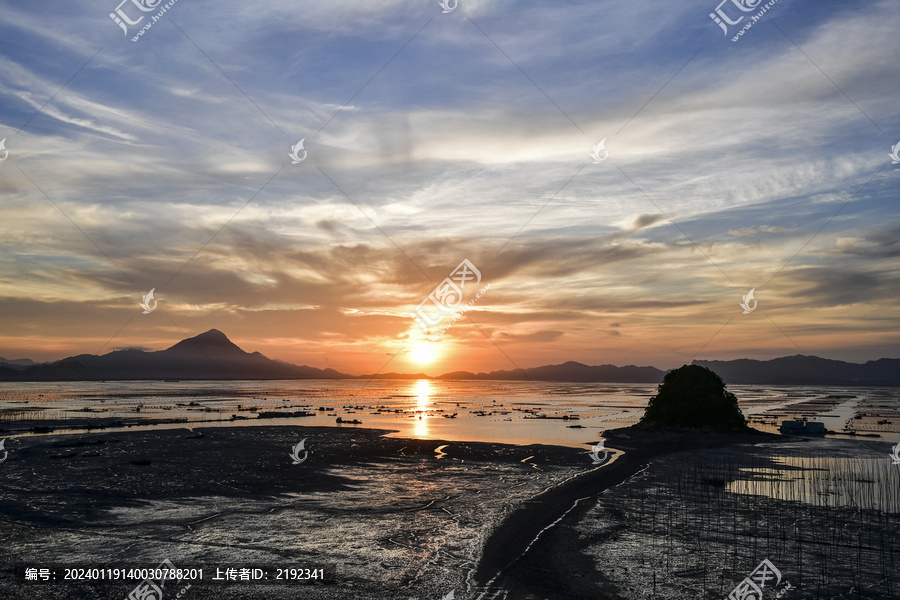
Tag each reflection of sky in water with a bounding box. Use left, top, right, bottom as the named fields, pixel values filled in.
left=1, top=381, right=897, bottom=447
left=727, top=455, right=900, bottom=512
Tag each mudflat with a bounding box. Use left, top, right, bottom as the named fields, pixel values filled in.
left=3, top=425, right=893, bottom=600
left=473, top=426, right=785, bottom=599
left=0, top=424, right=598, bottom=600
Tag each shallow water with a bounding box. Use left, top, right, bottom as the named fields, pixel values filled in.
left=1, top=380, right=897, bottom=447
left=727, top=453, right=900, bottom=512
left=578, top=439, right=900, bottom=600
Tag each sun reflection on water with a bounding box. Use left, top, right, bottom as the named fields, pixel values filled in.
left=414, top=379, right=431, bottom=438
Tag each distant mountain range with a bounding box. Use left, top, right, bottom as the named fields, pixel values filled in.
left=436, top=362, right=665, bottom=383
left=692, top=356, right=900, bottom=386
left=0, top=329, right=347, bottom=381
left=0, top=357, right=37, bottom=367
left=0, top=329, right=897, bottom=385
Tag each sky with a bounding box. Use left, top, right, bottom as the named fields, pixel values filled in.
left=0, top=0, right=898, bottom=375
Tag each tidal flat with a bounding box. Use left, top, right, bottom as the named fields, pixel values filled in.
left=571, top=437, right=900, bottom=600
left=1, top=424, right=898, bottom=599
left=0, top=425, right=590, bottom=599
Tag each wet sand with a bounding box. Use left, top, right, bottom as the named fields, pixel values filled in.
left=476, top=429, right=900, bottom=600
left=0, top=424, right=597, bottom=599
left=3, top=424, right=892, bottom=600
left=473, top=426, right=784, bottom=599
left=576, top=437, right=900, bottom=600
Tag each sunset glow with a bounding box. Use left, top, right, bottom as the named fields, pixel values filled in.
left=409, top=341, right=439, bottom=366
left=0, top=0, right=896, bottom=377
left=2, top=3, right=898, bottom=600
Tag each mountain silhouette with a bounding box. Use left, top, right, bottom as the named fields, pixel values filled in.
left=3, top=329, right=348, bottom=381
left=1, top=332, right=897, bottom=384
left=0, top=357, right=37, bottom=368
left=692, top=355, right=900, bottom=386
left=437, top=361, right=664, bottom=383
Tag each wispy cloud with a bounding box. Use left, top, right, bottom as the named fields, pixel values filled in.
left=0, top=0, right=897, bottom=371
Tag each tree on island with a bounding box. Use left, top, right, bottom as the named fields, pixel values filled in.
left=639, top=364, right=748, bottom=430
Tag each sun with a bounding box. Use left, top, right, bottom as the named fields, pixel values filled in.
left=409, top=342, right=438, bottom=365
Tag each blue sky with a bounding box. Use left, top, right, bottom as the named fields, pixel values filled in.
left=0, top=0, right=897, bottom=374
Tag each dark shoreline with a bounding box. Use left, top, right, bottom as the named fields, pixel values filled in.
left=3, top=422, right=860, bottom=600
left=0, top=423, right=597, bottom=599
left=474, top=426, right=787, bottom=599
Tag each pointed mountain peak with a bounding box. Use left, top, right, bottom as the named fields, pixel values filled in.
left=163, top=329, right=246, bottom=357
left=191, top=329, right=230, bottom=343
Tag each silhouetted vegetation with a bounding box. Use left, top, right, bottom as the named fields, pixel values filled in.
left=640, top=364, right=748, bottom=429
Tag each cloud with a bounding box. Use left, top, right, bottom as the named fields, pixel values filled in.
left=790, top=266, right=897, bottom=307
left=0, top=0, right=897, bottom=370
left=493, top=330, right=565, bottom=343
left=729, top=226, right=790, bottom=237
